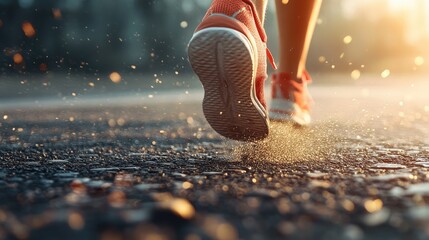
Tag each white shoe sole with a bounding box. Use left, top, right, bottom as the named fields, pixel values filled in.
left=188, top=27, right=269, bottom=141
left=269, top=98, right=311, bottom=126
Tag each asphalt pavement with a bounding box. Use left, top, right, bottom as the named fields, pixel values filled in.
left=1, top=75, right=429, bottom=240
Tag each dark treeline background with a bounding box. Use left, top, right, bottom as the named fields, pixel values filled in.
left=0, top=0, right=428, bottom=76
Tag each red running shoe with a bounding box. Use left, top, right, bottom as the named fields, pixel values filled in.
left=188, top=0, right=276, bottom=141
left=269, top=70, right=312, bottom=126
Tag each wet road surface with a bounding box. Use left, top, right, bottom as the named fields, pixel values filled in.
left=1, top=77, right=429, bottom=240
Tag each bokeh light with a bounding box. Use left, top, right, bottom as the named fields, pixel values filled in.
left=13, top=53, right=24, bottom=64
left=351, top=69, right=361, bottom=80
left=381, top=69, right=391, bottom=78
left=343, top=35, right=353, bottom=44
left=52, top=8, right=62, bottom=19
left=109, top=72, right=122, bottom=83
left=21, top=21, right=36, bottom=38
left=414, top=56, right=425, bottom=66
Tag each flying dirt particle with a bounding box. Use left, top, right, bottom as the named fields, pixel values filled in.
left=343, top=35, right=352, bottom=44
left=318, top=56, right=326, bottom=63
left=232, top=122, right=339, bottom=163
left=351, top=70, right=361, bottom=80
left=3, top=115, right=8, bottom=120
left=187, top=117, right=194, bottom=125
left=381, top=69, right=390, bottom=78
left=180, top=21, right=188, bottom=28
left=282, top=0, right=289, bottom=4
left=109, top=72, right=121, bottom=83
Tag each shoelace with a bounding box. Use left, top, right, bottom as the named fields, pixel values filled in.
left=266, top=48, right=277, bottom=70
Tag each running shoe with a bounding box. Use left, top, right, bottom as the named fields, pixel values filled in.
left=269, top=70, right=312, bottom=125
left=188, top=0, right=276, bottom=141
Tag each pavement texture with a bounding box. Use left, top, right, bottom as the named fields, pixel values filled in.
left=1, top=76, right=429, bottom=240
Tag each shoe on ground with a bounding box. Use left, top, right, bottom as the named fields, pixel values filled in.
left=269, top=70, right=312, bottom=126
left=187, top=0, right=276, bottom=141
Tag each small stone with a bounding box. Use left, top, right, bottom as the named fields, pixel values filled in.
left=371, top=163, right=407, bottom=169
left=306, top=171, right=328, bottom=178
left=407, top=206, right=429, bottom=220
left=406, top=150, right=420, bottom=155
left=309, top=180, right=331, bottom=188
left=79, top=154, right=99, bottom=158
left=362, top=209, right=390, bottom=226
left=171, top=172, right=187, bottom=178
left=144, top=161, right=157, bottom=165
left=200, top=215, right=238, bottom=240
left=414, top=162, right=429, bottom=168
left=10, top=177, right=24, bottom=182
left=120, top=166, right=140, bottom=170
left=160, top=162, right=174, bottom=166
left=246, top=189, right=280, bottom=198
left=128, top=153, right=145, bottom=157
left=135, top=183, right=163, bottom=191
left=86, top=181, right=112, bottom=189
left=405, top=183, right=429, bottom=195
left=48, top=160, right=69, bottom=163
left=90, top=167, right=120, bottom=172
left=40, top=179, right=54, bottom=185
left=389, top=187, right=405, bottom=197
left=54, top=172, right=79, bottom=178
left=24, top=162, right=40, bottom=166
left=369, top=173, right=413, bottom=181
left=342, top=225, right=364, bottom=240
left=152, top=198, right=195, bottom=221
left=225, top=169, right=247, bottom=174
left=202, top=172, right=223, bottom=176
left=364, top=199, right=383, bottom=213
left=121, top=209, right=150, bottom=222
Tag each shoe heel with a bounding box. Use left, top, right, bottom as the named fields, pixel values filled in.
left=188, top=27, right=269, bottom=141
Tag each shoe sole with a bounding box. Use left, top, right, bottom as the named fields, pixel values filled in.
left=188, top=27, right=269, bottom=141
left=269, top=98, right=311, bottom=126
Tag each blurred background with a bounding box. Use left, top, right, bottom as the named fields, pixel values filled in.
left=0, top=0, right=428, bottom=99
